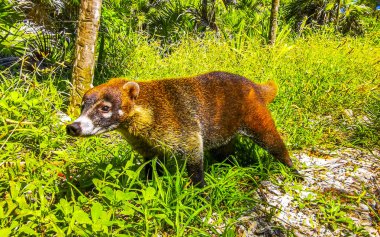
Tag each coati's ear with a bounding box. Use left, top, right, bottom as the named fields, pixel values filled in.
left=123, top=81, right=140, bottom=100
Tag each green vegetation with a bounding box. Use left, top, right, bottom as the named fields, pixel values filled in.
left=0, top=0, right=379, bottom=235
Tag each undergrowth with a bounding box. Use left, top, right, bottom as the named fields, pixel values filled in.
left=0, top=33, right=379, bottom=235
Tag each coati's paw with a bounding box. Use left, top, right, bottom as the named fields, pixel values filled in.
left=291, top=168, right=304, bottom=181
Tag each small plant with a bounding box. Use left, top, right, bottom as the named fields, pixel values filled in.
left=284, top=0, right=372, bottom=35
left=352, top=95, right=380, bottom=147
left=27, top=31, right=73, bottom=75
left=0, top=1, right=27, bottom=61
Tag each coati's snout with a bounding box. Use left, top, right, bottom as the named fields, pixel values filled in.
left=66, top=79, right=140, bottom=137
left=66, top=122, right=82, bottom=136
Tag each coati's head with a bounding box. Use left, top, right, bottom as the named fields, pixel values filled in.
left=66, top=79, right=139, bottom=137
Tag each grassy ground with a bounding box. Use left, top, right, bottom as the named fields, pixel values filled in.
left=0, top=33, right=379, bottom=236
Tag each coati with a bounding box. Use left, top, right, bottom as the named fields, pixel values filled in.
left=66, top=71, right=300, bottom=187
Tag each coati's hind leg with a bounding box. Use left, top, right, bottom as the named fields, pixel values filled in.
left=243, top=106, right=301, bottom=176
left=207, top=137, right=238, bottom=162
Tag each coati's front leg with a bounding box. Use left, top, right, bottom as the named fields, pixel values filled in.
left=144, top=156, right=156, bottom=180
left=182, top=133, right=206, bottom=187
left=186, top=153, right=205, bottom=187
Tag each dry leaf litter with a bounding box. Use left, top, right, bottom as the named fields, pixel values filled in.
left=210, top=148, right=380, bottom=237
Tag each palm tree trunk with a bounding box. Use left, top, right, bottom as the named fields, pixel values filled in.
left=335, top=0, right=341, bottom=27
left=202, top=0, right=208, bottom=26
left=201, top=0, right=218, bottom=31
left=268, top=0, right=280, bottom=45
left=210, top=0, right=218, bottom=31
left=68, top=0, right=102, bottom=116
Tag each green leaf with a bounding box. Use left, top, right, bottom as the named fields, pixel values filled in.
left=92, top=223, right=102, bottom=233
left=155, top=214, right=174, bottom=227
left=0, top=100, right=9, bottom=109
left=49, top=222, right=65, bottom=237
left=21, top=104, right=28, bottom=110
left=9, top=91, right=21, bottom=101
left=9, top=181, right=20, bottom=199
left=57, top=199, right=73, bottom=217
left=0, top=202, right=4, bottom=218
left=125, top=170, right=136, bottom=178
left=5, top=202, right=17, bottom=217
left=9, top=221, right=18, bottom=230
left=105, top=164, right=113, bottom=173
left=325, top=2, right=335, bottom=11
left=29, top=98, right=40, bottom=106
left=125, top=158, right=134, bottom=169
left=92, top=178, right=103, bottom=190
left=101, top=210, right=113, bottom=223
left=73, top=210, right=92, bottom=225
left=124, top=192, right=137, bottom=200
left=18, top=225, right=37, bottom=235
left=143, top=187, right=156, bottom=201
left=10, top=106, right=21, bottom=117
left=337, top=217, right=353, bottom=224
left=115, top=190, right=125, bottom=202
left=72, top=225, right=88, bottom=236
left=121, top=207, right=135, bottom=216
left=115, top=190, right=137, bottom=202
left=91, top=202, right=103, bottom=221
left=102, top=187, right=115, bottom=202
left=78, top=195, right=88, bottom=204
left=0, top=228, right=11, bottom=237
left=39, top=141, right=49, bottom=149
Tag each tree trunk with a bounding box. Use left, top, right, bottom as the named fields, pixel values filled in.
left=335, top=0, right=341, bottom=27
left=201, top=0, right=218, bottom=31
left=210, top=0, right=217, bottom=31
left=268, top=0, right=280, bottom=45
left=202, top=0, right=208, bottom=24
left=68, top=0, right=102, bottom=116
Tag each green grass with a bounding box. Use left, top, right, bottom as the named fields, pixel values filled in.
left=104, top=32, right=379, bottom=148
left=0, top=33, right=379, bottom=235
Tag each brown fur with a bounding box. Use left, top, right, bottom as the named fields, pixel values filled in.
left=68, top=71, right=299, bottom=187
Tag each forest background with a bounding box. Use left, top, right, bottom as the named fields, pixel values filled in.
left=0, top=0, right=379, bottom=236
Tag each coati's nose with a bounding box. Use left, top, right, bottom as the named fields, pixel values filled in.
left=66, top=122, right=82, bottom=136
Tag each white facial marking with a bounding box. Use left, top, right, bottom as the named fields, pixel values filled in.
left=102, top=111, right=113, bottom=118
left=103, top=101, right=112, bottom=107
left=92, top=126, right=103, bottom=135
left=74, top=115, right=95, bottom=135
left=118, top=110, right=124, bottom=116
left=107, top=124, right=119, bottom=131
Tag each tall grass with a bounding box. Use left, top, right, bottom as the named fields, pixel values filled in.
left=100, top=33, right=379, bottom=148
left=0, top=33, right=379, bottom=235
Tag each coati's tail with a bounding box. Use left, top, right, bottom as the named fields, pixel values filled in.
left=259, top=80, right=278, bottom=104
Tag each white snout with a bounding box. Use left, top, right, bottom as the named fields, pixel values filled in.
left=74, top=115, right=95, bottom=135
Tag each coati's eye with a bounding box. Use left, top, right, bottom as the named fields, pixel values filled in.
left=100, top=105, right=110, bottom=112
